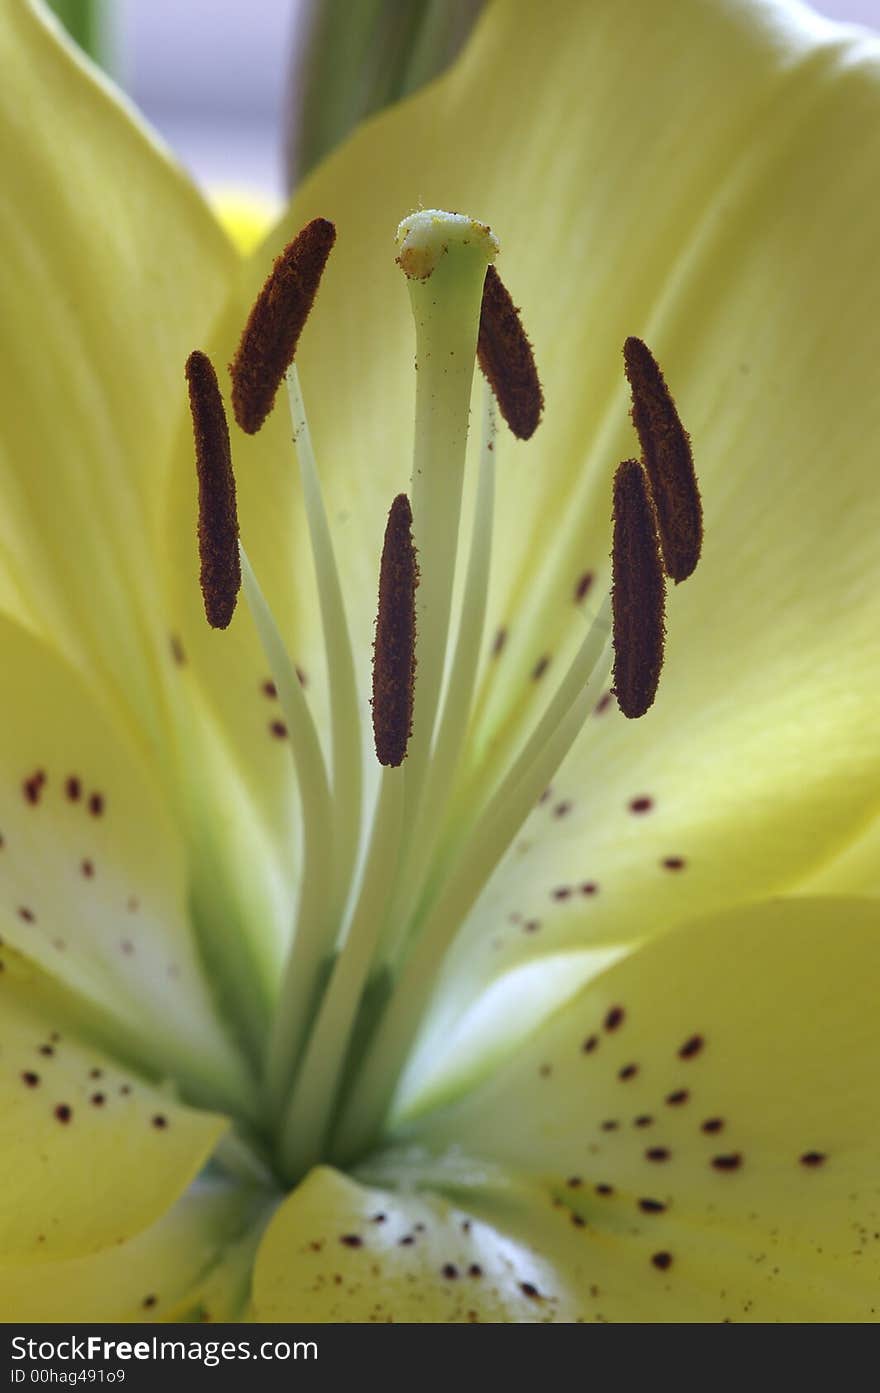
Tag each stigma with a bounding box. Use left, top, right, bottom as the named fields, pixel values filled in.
left=183, top=209, right=702, bottom=1180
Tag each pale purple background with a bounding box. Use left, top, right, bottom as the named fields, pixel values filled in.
left=113, top=0, right=880, bottom=205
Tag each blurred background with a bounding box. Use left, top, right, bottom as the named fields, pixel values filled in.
left=47, top=0, right=880, bottom=218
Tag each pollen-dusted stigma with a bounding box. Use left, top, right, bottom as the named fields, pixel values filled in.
left=184, top=209, right=702, bottom=1182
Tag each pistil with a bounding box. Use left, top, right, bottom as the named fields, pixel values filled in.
left=395, top=211, right=499, bottom=803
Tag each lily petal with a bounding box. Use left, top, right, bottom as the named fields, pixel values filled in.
left=398, top=896, right=880, bottom=1320
left=0, top=614, right=253, bottom=1112
left=251, top=1164, right=572, bottom=1322
left=0, top=944, right=227, bottom=1262
left=0, top=4, right=301, bottom=1050
left=0, top=0, right=237, bottom=748
left=0, top=1176, right=268, bottom=1321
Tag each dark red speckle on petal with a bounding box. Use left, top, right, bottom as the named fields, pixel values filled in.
left=340, top=1234, right=363, bottom=1248
left=800, top=1151, right=827, bottom=1168
left=711, top=1153, right=743, bottom=1171
left=88, top=793, right=105, bottom=817
left=532, top=655, right=551, bottom=681
left=23, top=771, right=46, bottom=805
left=701, top=1117, right=724, bottom=1134
left=574, top=572, right=594, bottom=604
left=651, top=1251, right=673, bottom=1271
left=618, top=1063, right=639, bottom=1080
left=666, top=1089, right=689, bottom=1105
left=54, top=1104, right=72, bottom=1123
left=678, top=1034, right=704, bottom=1059
left=604, top=1005, right=625, bottom=1032
left=662, top=856, right=686, bottom=871
left=151, top=1114, right=168, bottom=1130
left=629, top=796, right=654, bottom=814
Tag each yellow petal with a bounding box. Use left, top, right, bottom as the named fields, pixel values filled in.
left=0, top=614, right=253, bottom=1112
left=0, top=1176, right=268, bottom=1321
left=0, top=944, right=227, bottom=1262
left=0, top=4, right=296, bottom=1038
left=251, top=1165, right=573, bottom=1322
left=402, top=896, right=880, bottom=1320
left=0, top=0, right=236, bottom=744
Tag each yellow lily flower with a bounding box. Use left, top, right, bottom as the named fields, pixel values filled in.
left=1, top=0, right=880, bottom=1323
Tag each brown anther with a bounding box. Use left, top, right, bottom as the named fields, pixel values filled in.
left=611, top=459, right=666, bottom=719
left=623, top=336, right=702, bottom=583
left=185, top=350, right=240, bottom=630
left=477, top=266, right=543, bottom=440
left=230, top=218, right=336, bottom=434
left=372, top=494, right=419, bottom=767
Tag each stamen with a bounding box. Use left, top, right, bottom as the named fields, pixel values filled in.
left=184, top=350, right=240, bottom=630
left=331, top=598, right=612, bottom=1163
left=376, top=385, right=497, bottom=967
left=611, top=459, right=666, bottom=719
left=622, top=336, right=702, bottom=583
left=230, top=218, right=336, bottom=434
left=372, top=494, right=419, bottom=768
left=285, top=367, right=363, bottom=914
left=477, top=266, right=543, bottom=440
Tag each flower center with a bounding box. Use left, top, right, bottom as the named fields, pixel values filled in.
left=186, top=209, right=700, bottom=1188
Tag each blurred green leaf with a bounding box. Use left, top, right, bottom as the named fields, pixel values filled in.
left=287, top=0, right=483, bottom=185
left=45, top=0, right=110, bottom=69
